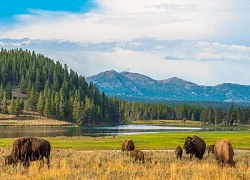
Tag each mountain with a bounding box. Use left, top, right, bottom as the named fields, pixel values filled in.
left=86, top=70, right=250, bottom=103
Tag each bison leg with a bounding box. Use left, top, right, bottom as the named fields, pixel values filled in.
left=189, top=154, right=193, bottom=160
left=47, top=156, right=50, bottom=168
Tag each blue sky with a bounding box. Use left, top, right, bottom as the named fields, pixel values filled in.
left=0, top=0, right=96, bottom=23
left=0, top=0, right=250, bottom=86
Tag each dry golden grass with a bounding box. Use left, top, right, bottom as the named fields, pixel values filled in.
left=0, top=147, right=249, bottom=180
left=0, top=111, right=76, bottom=127
left=0, top=119, right=75, bottom=126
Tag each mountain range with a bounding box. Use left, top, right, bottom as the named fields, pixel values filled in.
left=86, top=70, right=250, bottom=103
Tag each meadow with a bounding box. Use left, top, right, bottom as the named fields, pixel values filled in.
left=1, top=131, right=250, bottom=150
left=0, top=131, right=250, bottom=179
left=0, top=147, right=250, bottom=180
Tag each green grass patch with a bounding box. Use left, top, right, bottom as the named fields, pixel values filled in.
left=129, top=119, right=201, bottom=127
left=1, top=131, right=250, bottom=150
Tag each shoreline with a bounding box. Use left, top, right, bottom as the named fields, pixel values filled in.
left=0, top=119, right=78, bottom=127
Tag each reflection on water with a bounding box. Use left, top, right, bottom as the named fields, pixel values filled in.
left=0, top=125, right=244, bottom=138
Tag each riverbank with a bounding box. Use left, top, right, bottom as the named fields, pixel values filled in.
left=0, top=112, right=77, bottom=127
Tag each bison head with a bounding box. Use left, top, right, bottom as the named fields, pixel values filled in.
left=184, top=136, right=194, bottom=154
left=184, top=138, right=196, bottom=154
left=4, top=155, right=18, bottom=166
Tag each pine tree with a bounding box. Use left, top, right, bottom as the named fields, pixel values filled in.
left=19, top=75, right=27, bottom=93
left=54, top=92, right=60, bottom=118
left=0, top=83, right=4, bottom=102
left=6, top=82, right=12, bottom=99
left=15, top=97, right=22, bottom=116
left=9, top=96, right=16, bottom=115
left=44, top=98, right=51, bottom=118
left=1, top=92, right=8, bottom=114
left=37, top=92, right=45, bottom=115
left=27, top=86, right=38, bottom=112
left=19, top=97, right=24, bottom=110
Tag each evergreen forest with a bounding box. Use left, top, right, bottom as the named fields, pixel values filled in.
left=0, top=48, right=249, bottom=126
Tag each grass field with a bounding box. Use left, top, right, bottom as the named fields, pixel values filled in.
left=1, top=131, right=250, bottom=150
left=0, top=131, right=250, bottom=179
left=129, top=119, right=202, bottom=126
left=0, top=148, right=249, bottom=180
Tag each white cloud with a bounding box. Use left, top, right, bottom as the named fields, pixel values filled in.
left=1, top=0, right=247, bottom=42
left=0, top=0, right=250, bottom=86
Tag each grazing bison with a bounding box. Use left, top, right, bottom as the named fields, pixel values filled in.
left=214, top=139, right=235, bottom=166
left=5, top=137, right=51, bottom=168
left=130, top=149, right=145, bottom=163
left=183, top=135, right=206, bottom=160
left=4, top=155, right=18, bottom=166
left=175, top=146, right=183, bottom=159
left=207, top=144, right=215, bottom=157
left=121, top=139, right=135, bottom=153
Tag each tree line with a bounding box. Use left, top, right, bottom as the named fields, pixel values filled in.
left=0, top=48, right=249, bottom=126
left=117, top=100, right=250, bottom=125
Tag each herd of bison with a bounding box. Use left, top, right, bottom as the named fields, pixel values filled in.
left=3, top=135, right=235, bottom=169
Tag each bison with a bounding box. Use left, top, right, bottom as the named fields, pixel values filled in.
left=4, top=155, right=18, bottom=166
left=175, top=146, right=183, bottom=159
left=5, top=137, right=51, bottom=168
left=214, top=139, right=235, bottom=167
left=130, top=149, right=145, bottom=163
left=183, top=135, right=206, bottom=160
left=207, top=144, right=215, bottom=157
left=121, top=139, right=135, bottom=153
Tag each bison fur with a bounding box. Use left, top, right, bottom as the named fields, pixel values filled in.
left=207, top=144, right=215, bottom=157
left=183, top=135, right=206, bottom=160
left=130, top=149, right=145, bottom=163
left=214, top=139, right=235, bottom=167
left=5, top=137, right=51, bottom=168
left=121, top=139, right=135, bottom=152
left=175, top=146, right=183, bottom=159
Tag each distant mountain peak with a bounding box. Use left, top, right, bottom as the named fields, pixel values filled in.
left=159, top=76, right=196, bottom=86
left=86, top=70, right=250, bottom=103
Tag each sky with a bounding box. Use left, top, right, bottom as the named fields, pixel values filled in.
left=0, top=0, right=250, bottom=86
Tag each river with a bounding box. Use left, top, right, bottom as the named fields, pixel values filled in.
left=0, top=125, right=204, bottom=138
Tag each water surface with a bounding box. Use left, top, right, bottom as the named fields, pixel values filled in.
left=0, top=124, right=243, bottom=138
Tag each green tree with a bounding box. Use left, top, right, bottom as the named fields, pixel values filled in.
left=15, top=97, right=22, bottom=116
left=19, top=75, right=27, bottom=93
left=6, top=82, right=12, bottom=99
left=1, top=92, right=8, bottom=114
left=9, top=96, right=16, bottom=115
left=44, top=98, right=51, bottom=118
left=0, top=83, right=4, bottom=102
left=37, top=92, right=45, bottom=115
left=27, top=86, right=38, bottom=112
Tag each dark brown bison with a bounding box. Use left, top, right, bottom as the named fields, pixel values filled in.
left=207, top=144, right=215, bottom=157
left=214, top=139, right=235, bottom=166
left=175, top=146, right=183, bottom=159
left=121, top=139, right=135, bottom=152
left=130, top=149, right=145, bottom=163
left=183, top=135, right=206, bottom=160
left=5, top=137, right=51, bottom=168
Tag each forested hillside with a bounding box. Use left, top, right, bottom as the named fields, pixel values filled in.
left=0, top=48, right=249, bottom=126
left=0, top=48, right=120, bottom=125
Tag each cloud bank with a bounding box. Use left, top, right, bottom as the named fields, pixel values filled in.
left=0, top=0, right=250, bottom=86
